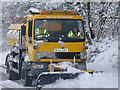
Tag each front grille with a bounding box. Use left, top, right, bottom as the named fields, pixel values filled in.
left=55, top=52, right=80, bottom=59
left=37, top=52, right=80, bottom=59
left=37, top=52, right=56, bottom=59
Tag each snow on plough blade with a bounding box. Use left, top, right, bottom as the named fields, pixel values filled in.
left=36, top=70, right=103, bottom=87
left=36, top=72, right=84, bottom=87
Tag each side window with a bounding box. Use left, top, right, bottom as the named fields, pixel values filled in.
left=28, top=20, right=32, bottom=37
left=78, top=21, right=84, bottom=37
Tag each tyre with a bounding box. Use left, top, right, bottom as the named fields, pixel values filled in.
left=22, top=70, right=32, bottom=86
left=8, top=62, right=20, bottom=80
left=5, top=54, right=18, bottom=73
left=8, top=68, right=20, bottom=80
left=6, top=61, right=9, bottom=73
left=5, top=54, right=10, bottom=73
left=5, top=54, right=10, bottom=66
left=8, top=69, right=17, bottom=80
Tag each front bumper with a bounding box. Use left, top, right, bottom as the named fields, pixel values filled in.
left=26, top=59, right=86, bottom=76
left=25, top=62, right=49, bottom=76
left=35, top=59, right=86, bottom=62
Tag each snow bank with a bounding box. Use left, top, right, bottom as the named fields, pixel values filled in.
left=87, top=38, right=118, bottom=72
left=44, top=38, right=118, bottom=88
left=44, top=72, right=118, bottom=88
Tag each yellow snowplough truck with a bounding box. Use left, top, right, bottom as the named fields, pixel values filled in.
left=5, top=10, right=96, bottom=87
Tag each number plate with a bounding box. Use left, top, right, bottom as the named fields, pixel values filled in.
left=54, top=49, right=68, bottom=52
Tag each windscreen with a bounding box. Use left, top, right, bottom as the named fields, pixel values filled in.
left=34, top=19, right=85, bottom=42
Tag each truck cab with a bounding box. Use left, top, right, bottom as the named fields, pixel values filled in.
left=23, top=10, right=87, bottom=61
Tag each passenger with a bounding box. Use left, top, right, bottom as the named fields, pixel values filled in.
left=67, top=27, right=81, bottom=38
left=35, top=24, right=50, bottom=37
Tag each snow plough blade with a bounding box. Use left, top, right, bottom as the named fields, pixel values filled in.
left=36, top=70, right=103, bottom=88
left=36, top=72, right=84, bottom=87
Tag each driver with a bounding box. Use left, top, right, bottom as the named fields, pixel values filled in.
left=67, top=27, right=81, bottom=38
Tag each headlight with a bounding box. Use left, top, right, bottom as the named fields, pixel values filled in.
left=80, top=50, right=87, bottom=60
left=75, top=63, right=86, bottom=70
left=32, top=64, right=44, bottom=69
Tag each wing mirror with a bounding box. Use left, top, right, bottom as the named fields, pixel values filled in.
left=21, top=25, right=26, bottom=36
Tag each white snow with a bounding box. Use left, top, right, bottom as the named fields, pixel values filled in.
left=43, top=38, right=118, bottom=88
left=50, top=61, right=83, bottom=73
left=44, top=72, right=118, bottom=88
left=0, top=80, right=25, bottom=89
left=0, top=38, right=118, bottom=88
left=87, top=38, right=118, bottom=71
left=0, top=52, right=7, bottom=68
left=29, top=8, right=39, bottom=13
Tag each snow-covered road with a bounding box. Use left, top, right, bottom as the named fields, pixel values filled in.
left=0, top=38, right=118, bottom=89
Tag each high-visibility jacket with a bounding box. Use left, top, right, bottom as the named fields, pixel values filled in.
left=67, top=31, right=81, bottom=37
left=35, top=28, right=50, bottom=37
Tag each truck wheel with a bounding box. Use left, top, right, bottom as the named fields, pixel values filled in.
left=5, top=54, right=10, bottom=66
left=5, top=54, right=18, bottom=73
left=5, top=54, right=10, bottom=73
left=8, top=62, right=20, bottom=80
left=6, top=62, right=9, bottom=73
left=8, top=69, right=16, bottom=80
left=22, top=70, right=32, bottom=86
